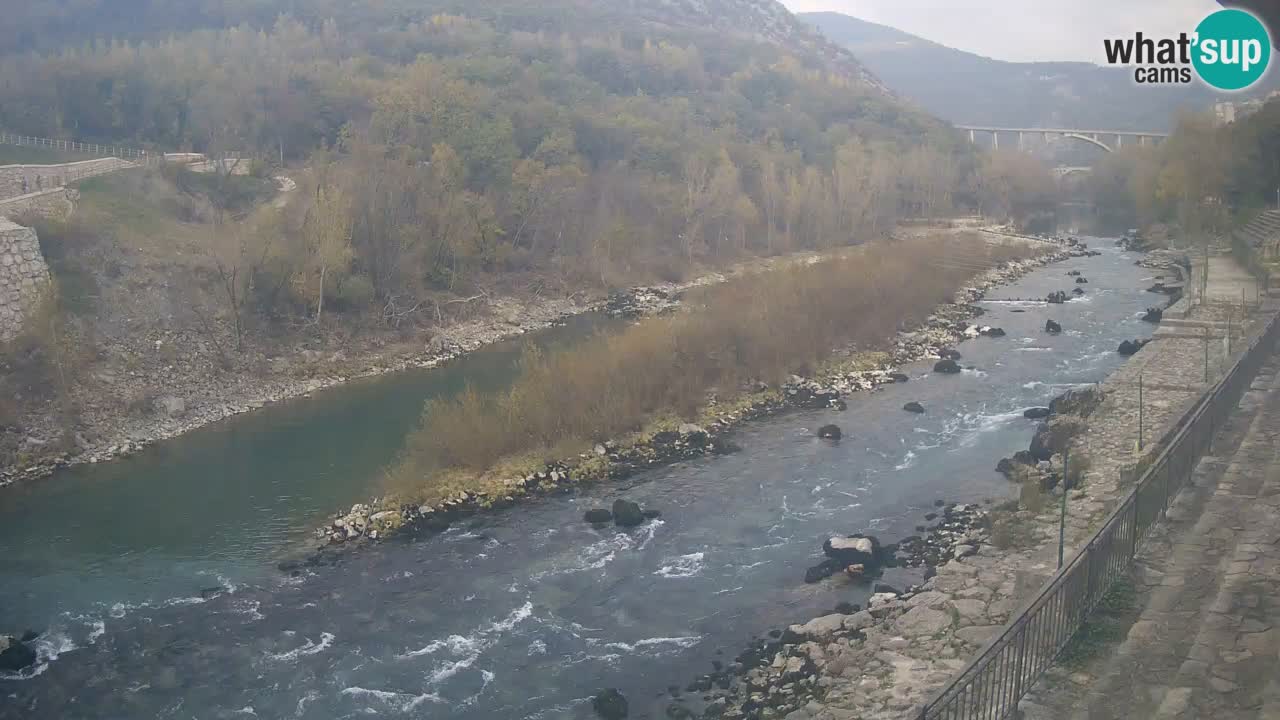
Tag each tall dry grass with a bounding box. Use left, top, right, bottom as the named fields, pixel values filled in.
left=387, top=234, right=1041, bottom=493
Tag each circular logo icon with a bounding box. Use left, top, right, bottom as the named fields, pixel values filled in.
left=1192, top=9, right=1272, bottom=91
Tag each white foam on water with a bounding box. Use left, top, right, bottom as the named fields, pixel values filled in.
left=894, top=450, right=916, bottom=471
left=294, top=690, right=320, bottom=717
left=340, top=687, right=444, bottom=713
left=489, top=601, right=534, bottom=633
left=714, top=586, right=745, bottom=595
left=525, top=697, right=591, bottom=720
left=0, top=631, right=77, bottom=681
left=398, top=601, right=535, bottom=690
left=266, top=632, right=335, bottom=662
left=428, top=654, right=477, bottom=684
left=531, top=533, right=636, bottom=580
left=87, top=620, right=106, bottom=645
left=599, top=636, right=701, bottom=654
left=1013, top=347, right=1053, bottom=352
left=527, top=640, right=547, bottom=655
left=636, top=519, right=664, bottom=550
left=233, top=707, right=256, bottom=716
left=654, top=552, right=706, bottom=578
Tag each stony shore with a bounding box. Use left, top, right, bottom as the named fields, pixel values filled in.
left=0, top=247, right=874, bottom=488
left=316, top=239, right=1085, bottom=547
left=647, top=249, right=1267, bottom=720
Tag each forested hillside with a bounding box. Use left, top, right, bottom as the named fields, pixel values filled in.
left=0, top=0, right=993, bottom=314
left=801, top=11, right=1278, bottom=131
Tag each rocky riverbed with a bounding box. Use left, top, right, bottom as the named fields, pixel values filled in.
left=318, top=241, right=1086, bottom=548
left=644, top=250, right=1267, bottom=720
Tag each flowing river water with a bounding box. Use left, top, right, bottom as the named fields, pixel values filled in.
left=0, top=242, right=1157, bottom=719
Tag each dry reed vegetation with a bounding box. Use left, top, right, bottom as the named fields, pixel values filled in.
left=386, top=234, right=1042, bottom=498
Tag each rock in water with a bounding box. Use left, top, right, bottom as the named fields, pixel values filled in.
left=1049, top=386, right=1103, bottom=417
left=1076, top=276, right=1089, bottom=284
left=903, top=401, right=925, bottom=414
left=933, top=359, right=961, bottom=374
left=0, top=635, right=37, bottom=672
left=1117, top=339, right=1149, bottom=356
left=1045, top=319, right=1062, bottom=334
left=611, top=499, right=645, bottom=527
left=822, top=535, right=888, bottom=573
left=593, top=688, right=629, bottom=719
left=1141, top=307, right=1164, bottom=323
left=583, top=508, right=613, bottom=524
left=940, top=348, right=962, bottom=360
left=1023, top=407, right=1051, bottom=420
left=1046, top=291, right=1067, bottom=304
left=889, top=372, right=910, bottom=383
left=981, top=327, right=1006, bottom=338
left=1072, top=287, right=1086, bottom=296
left=817, top=424, right=842, bottom=440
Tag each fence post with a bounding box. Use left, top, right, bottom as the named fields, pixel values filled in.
left=1058, top=449, right=1070, bottom=569
left=1138, top=374, right=1144, bottom=451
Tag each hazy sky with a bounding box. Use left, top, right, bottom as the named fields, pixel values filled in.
left=780, top=0, right=1226, bottom=63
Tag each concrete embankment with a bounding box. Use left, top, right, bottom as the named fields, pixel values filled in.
left=690, top=250, right=1278, bottom=720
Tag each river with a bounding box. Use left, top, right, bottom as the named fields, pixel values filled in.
left=0, top=242, right=1156, bottom=719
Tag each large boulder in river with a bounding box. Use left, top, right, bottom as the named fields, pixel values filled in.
left=822, top=535, right=891, bottom=573
left=1044, top=319, right=1062, bottom=334
left=1118, top=339, right=1149, bottom=356
left=592, top=688, right=629, bottom=719
left=1075, top=276, right=1089, bottom=284
left=611, top=499, right=645, bottom=527
left=933, top=359, right=961, bottom=374
left=817, top=424, right=842, bottom=440
left=1141, top=307, right=1164, bottom=323
left=1029, top=417, right=1087, bottom=462
left=1049, top=386, right=1104, bottom=417
left=903, top=401, right=925, bottom=414
left=0, top=635, right=37, bottom=672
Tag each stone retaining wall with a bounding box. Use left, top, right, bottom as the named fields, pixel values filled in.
left=0, top=158, right=134, bottom=200
left=0, top=218, right=50, bottom=341
left=0, top=187, right=77, bottom=221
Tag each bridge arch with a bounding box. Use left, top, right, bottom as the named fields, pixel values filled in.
left=1061, top=133, right=1113, bottom=153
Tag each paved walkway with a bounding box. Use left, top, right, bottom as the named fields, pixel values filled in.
left=1022, top=352, right=1280, bottom=719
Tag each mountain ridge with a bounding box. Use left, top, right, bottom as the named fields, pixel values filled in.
left=801, top=10, right=1278, bottom=131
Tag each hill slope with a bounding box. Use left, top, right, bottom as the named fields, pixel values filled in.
left=801, top=10, right=1277, bottom=131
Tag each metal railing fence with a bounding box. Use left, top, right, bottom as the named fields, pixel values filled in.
left=918, top=308, right=1280, bottom=720
left=0, top=132, right=155, bottom=163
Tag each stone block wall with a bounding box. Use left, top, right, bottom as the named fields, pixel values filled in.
left=0, top=218, right=51, bottom=341
left=0, top=187, right=77, bottom=221
left=0, top=158, right=135, bottom=200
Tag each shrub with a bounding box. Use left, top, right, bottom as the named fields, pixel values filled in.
left=387, top=233, right=1043, bottom=492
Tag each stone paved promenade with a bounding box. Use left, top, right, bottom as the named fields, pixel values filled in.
left=1022, top=349, right=1280, bottom=719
